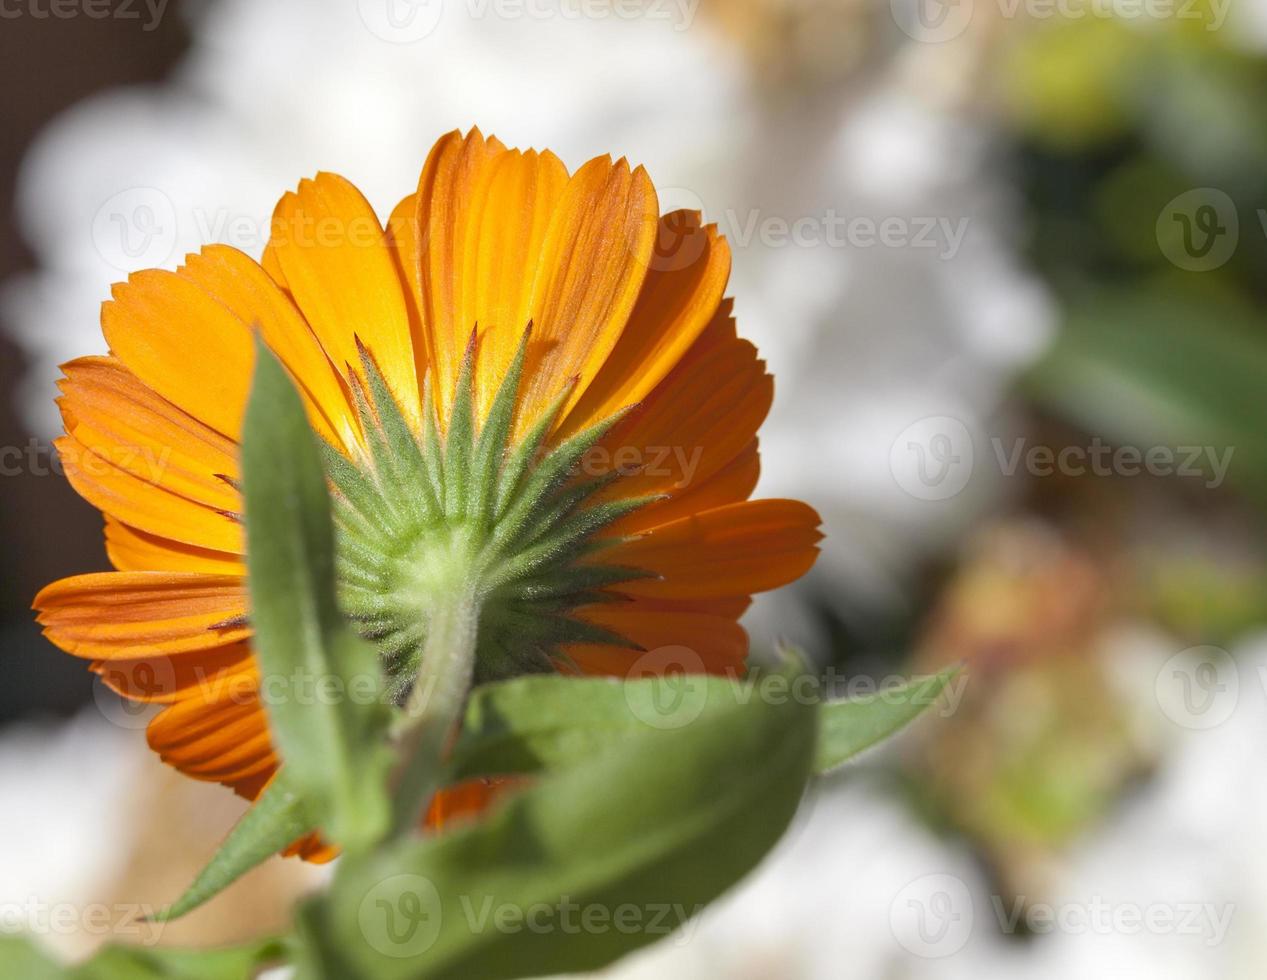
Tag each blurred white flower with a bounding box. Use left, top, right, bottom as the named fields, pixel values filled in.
left=2, top=0, right=748, bottom=436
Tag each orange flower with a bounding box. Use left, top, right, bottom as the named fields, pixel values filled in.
left=34, top=129, right=822, bottom=856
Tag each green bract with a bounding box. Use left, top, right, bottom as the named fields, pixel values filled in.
left=327, top=327, right=656, bottom=693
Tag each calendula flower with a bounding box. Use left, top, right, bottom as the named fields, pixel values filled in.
left=33, top=129, right=822, bottom=855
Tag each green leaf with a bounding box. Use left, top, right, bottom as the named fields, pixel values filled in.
left=70, top=938, right=288, bottom=980
left=447, top=672, right=733, bottom=781
left=814, top=666, right=962, bottom=773
left=1027, top=284, right=1267, bottom=502
left=155, top=770, right=316, bottom=922
left=0, top=933, right=289, bottom=980
left=305, top=669, right=816, bottom=980
left=0, top=935, right=64, bottom=980
left=241, top=339, right=393, bottom=850
left=449, top=665, right=962, bottom=783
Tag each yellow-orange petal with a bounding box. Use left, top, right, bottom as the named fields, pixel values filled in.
left=566, top=603, right=748, bottom=676
left=104, top=517, right=245, bottom=576
left=102, top=269, right=255, bottom=441
left=56, top=434, right=244, bottom=554
left=35, top=571, right=248, bottom=658
left=386, top=192, right=425, bottom=371
left=177, top=246, right=359, bottom=452
left=414, top=128, right=507, bottom=421
left=611, top=440, right=761, bottom=536
left=269, top=172, right=421, bottom=430
left=561, top=211, right=730, bottom=436
left=607, top=499, right=823, bottom=600
left=467, top=149, right=569, bottom=420
left=518, top=156, right=658, bottom=438
left=93, top=642, right=256, bottom=705
left=147, top=670, right=276, bottom=787
left=58, top=355, right=240, bottom=512
left=589, top=302, right=771, bottom=508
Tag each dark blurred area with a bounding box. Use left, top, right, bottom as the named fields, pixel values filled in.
left=0, top=6, right=187, bottom=723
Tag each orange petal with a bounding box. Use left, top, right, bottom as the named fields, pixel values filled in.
left=386, top=192, right=425, bottom=378
left=35, top=571, right=248, bottom=658
left=587, top=302, right=771, bottom=508
left=610, top=440, right=761, bottom=536
left=425, top=777, right=522, bottom=831
left=561, top=211, right=730, bottom=436
left=605, top=499, right=822, bottom=600
left=104, top=517, right=245, bottom=576
left=467, top=149, right=569, bottom=420
left=147, top=664, right=277, bottom=786
left=413, top=128, right=507, bottom=422
left=566, top=603, right=748, bottom=676
left=93, top=642, right=257, bottom=705
left=518, top=156, right=658, bottom=437
left=58, top=356, right=240, bottom=514
left=177, top=246, right=360, bottom=452
left=56, top=433, right=243, bottom=554
left=102, top=269, right=255, bottom=441
left=270, top=172, right=421, bottom=430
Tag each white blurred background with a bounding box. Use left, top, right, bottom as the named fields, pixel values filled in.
left=3, top=0, right=1266, bottom=974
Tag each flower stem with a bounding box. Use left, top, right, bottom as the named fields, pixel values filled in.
left=389, top=584, right=480, bottom=837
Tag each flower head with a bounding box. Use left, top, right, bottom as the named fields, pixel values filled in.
left=34, top=129, right=822, bottom=850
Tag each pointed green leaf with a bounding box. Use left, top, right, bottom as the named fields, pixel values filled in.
left=814, top=665, right=963, bottom=773
left=155, top=770, right=316, bottom=922
left=468, top=326, right=531, bottom=528
left=242, top=339, right=393, bottom=850
left=70, top=937, right=288, bottom=980
left=306, top=666, right=816, bottom=980
left=443, top=333, right=478, bottom=521
left=0, top=933, right=290, bottom=980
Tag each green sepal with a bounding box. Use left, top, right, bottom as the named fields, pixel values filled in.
left=152, top=770, right=316, bottom=922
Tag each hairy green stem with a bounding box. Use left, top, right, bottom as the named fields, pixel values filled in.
left=389, top=586, right=481, bottom=837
